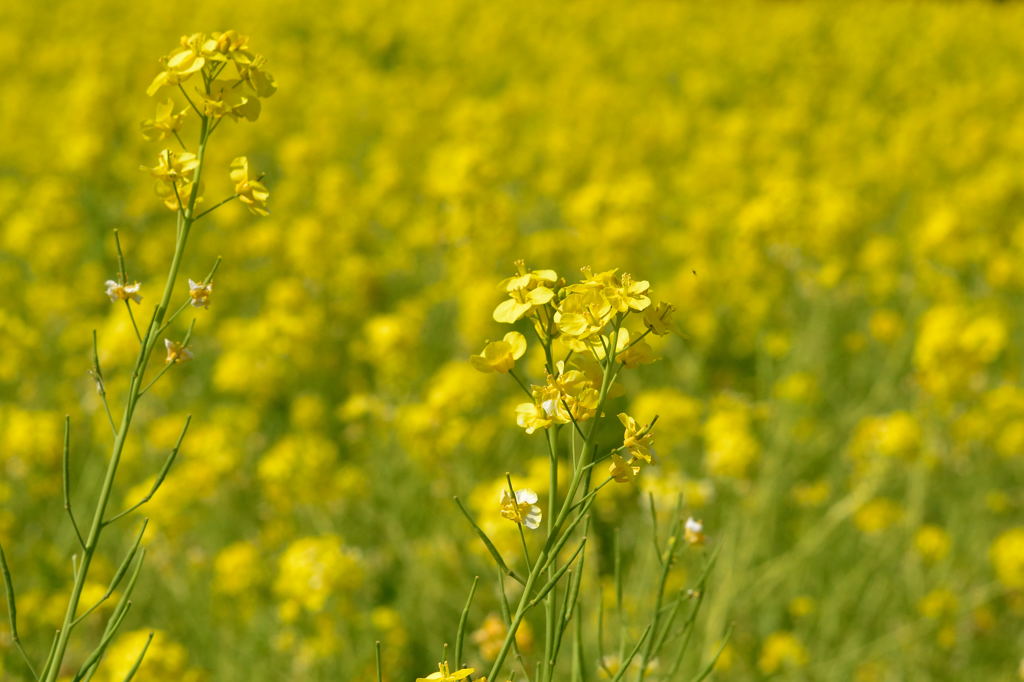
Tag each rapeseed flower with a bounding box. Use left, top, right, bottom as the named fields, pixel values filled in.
left=608, top=453, right=639, bottom=483
left=188, top=278, right=212, bottom=308
left=416, top=661, right=476, bottom=681
left=143, top=149, right=200, bottom=211
left=991, top=528, right=1024, bottom=590
left=500, top=488, right=542, bottom=529
left=470, top=332, right=526, bottom=373
left=493, top=261, right=556, bottom=324
left=230, top=157, right=270, bottom=215
left=618, top=412, right=654, bottom=463
left=684, top=517, right=706, bottom=546
left=164, top=339, right=193, bottom=364
left=141, top=99, right=188, bottom=142
left=105, top=280, right=142, bottom=304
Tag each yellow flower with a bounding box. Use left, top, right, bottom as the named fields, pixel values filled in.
left=416, top=661, right=475, bottom=681
left=758, top=631, right=809, bottom=674
left=605, top=272, right=651, bottom=313
left=188, top=279, right=212, bottom=309
left=515, top=362, right=599, bottom=433
left=236, top=54, right=278, bottom=98
left=493, top=261, right=557, bottom=323
left=618, top=338, right=657, bottom=368
left=203, top=79, right=261, bottom=121
left=141, top=99, right=188, bottom=142
left=914, top=525, right=951, bottom=562
left=643, top=301, right=675, bottom=335
left=146, top=33, right=208, bottom=96
left=143, top=149, right=200, bottom=211
left=164, top=339, right=193, bottom=364
left=684, top=517, right=706, bottom=546
left=854, top=498, right=903, bottom=535
left=500, top=488, right=542, bottom=529
left=105, top=280, right=142, bottom=304
left=230, top=157, right=270, bottom=216
left=472, top=614, right=533, bottom=660
left=470, top=332, right=526, bottom=373
left=918, top=588, right=958, bottom=620
left=991, top=527, right=1024, bottom=590
left=208, top=30, right=252, bottom=62
left=608, top=453, right=640, bottom=483
left=618, top=412, right=655, bottom=463
left=515, top=401, right=552, bottom=435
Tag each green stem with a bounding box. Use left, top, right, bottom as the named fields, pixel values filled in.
left=43, top=114, right=211, bottom=682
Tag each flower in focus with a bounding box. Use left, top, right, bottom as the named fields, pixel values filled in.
left=500, top=488, right=542, bottom=529
left=608, top=453, right=640, bottom=483
left=684, top=517, right=706, bottom=546
left=105, top=280, right=142, bottom=304
left=141, top=100, right=188, bottom=142
left=164, top=339, right=193, bottom=364
left=416, top=661, right=475, bottom=681
left=643, top=301, right=676, bottom=335
left=493, top=260, right=557, bottom=324
left=146, top=33, right=207, bottom=96
left=619, top=412, right=655, bottom=463
left=605, top=272, right=651, bottom=313
left=143, top=149, right=200, bottom=211
left=230, top=157, right=270, bottom=216
left=470, top=332, right=526, bottom=373
left=188, top=278, right=212, bottom=309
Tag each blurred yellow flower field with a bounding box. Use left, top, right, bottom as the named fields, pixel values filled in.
left=2, top=0, right=1024, bottom=679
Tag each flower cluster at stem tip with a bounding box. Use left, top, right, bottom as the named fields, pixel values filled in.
left=472, top=261, right=676, bottom=485
left=142, top=30, right=275, bottom=215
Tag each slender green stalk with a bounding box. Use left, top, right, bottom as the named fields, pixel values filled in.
left=453, top=576, right=479, bottom=668
left=487, top=321, right=622, bottom=681
left=42, top=113, right=212, bottom=682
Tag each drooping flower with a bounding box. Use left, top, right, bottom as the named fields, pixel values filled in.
left=618, top=412, right=655, bottom=463
left=470, top=332, right=526, bottom=373
left=105, top=280, right=142, bottom=304
left=500, top=488, right=542, bottom=530
left=416, top=661, right=476, bottom=682
left=230, top=157, right=270, bottom=215
left=608, top=453, right=640, bottom=483
left=140, top=99, right=188, bottom=142
left=165, top=339, right=193, bottom=364
left=188, top=279, right=212, bottom=309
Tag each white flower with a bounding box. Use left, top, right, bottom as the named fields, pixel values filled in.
left=188, top=278, right=212, bottom=309
left=105, top=280, right=142, bottom=304
left=500, top=488, right=543, bottom=530
left=684, top=517, right=706, bottom=546
left=164, top=338, right=193, bottom=364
